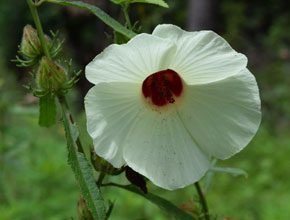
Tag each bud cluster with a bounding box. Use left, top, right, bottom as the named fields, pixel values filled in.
left=15, top=24, right=80, bottom=96
left=14, top=24, right=81, bottom=127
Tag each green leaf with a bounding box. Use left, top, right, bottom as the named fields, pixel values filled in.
left=113, top=31, right=130, bottom=44
left=203, top=169, right=214, bottom=193
left=46, top=0, right=137, bottom=39
left=108, top=184, right=195, bottom=220
left=60, top=98, right=107, bottom=220
left=210, top=166, right=248, bottom=178
left=105, top=200, right=115, bottom=220
left=74, top=152, right=107, bottom=219
left=133, top=0, right=168, bottom=7
left=38, top=93, right=56, bottom=127
left=111, top=0, right=169, bottom=8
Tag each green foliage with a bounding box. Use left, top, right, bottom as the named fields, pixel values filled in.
left=1, top=0, right=290, bottom=219
left=36, top=57, right=67, bottom=92
left=1, top=104, right=290, bottom=220
left=219, top=0, right=290, bottom=130
left=111, top=0, right=169, bottom=8
left=210, top=166, right=248, bottom=178
left=110, top=184, right=195, bottom=220
left=46, top=0, right=137, bottom=39
left=59, top=98, right=107, bottom=220
left=0, top=107, right=78, bottom=219
left=38, top=93, right=57, bottom=127
left=207, top=127, right=290, bottom=220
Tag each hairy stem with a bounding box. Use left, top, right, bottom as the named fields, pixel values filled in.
left=58, top=95, right=106, bottom=220
left=26, top=0, right=50, bottom=58
left=25, top=2, right=105, bottom=218
left=195, top=182, right=210, bottom=220
left=58, top=95, right=84, bottom=153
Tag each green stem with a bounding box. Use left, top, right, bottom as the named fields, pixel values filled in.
left=194, top=182, right=210, bottom=220
left=122, top=3, right=132, bottom=30
left=25, top=2, right=106, bottom=219
left=35, top=0, right=47, bottom=6
left=58, top=95, right=106, bottom=220
left=101, top=182, right=127, bottom=188
left=45, top=0, right=136, bottom=39
left=101, top=183, right=195, bottom=220
left=58, top=95, right=84, bottom=153
left=97, top=172, right=106, bottom=186
left=26, top=0, right=50, bottom=58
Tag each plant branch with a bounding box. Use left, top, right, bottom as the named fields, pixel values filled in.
left=97, top=172, right=106, bottom=186
left=194, top=182, right=210, bottom=220
left=122, top=3, right=132, bottom=30
left=35, top=0, right=47, bottom=6
left=101, top=182, right=195, bottom=220
left=25, top=2, right=106, bottom=219
left=58, top=95, right=84, bottom=153
left=26, top=0, right=50, bottom=58
left=45, top=0, right=137, bottom=39
left=58, top=95, right=106, bottom=220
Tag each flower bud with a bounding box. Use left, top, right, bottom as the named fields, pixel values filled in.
left=36, top=57, right=67, bottom=92
left=20, top=25, right=51, bottom=60
left=91, top=149, right=122, bottom=175
left=125, top=166, right=147, bottom=193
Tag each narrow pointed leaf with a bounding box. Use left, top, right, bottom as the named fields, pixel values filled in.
left=132, top=0, right=168, bottom=7
left=108, top=184, right=195, bottom=220
left=60, top=100, right=106, bottom=220
left=111, top=0, right=169, bottom=8
left=46, top=0, right=136, bottom=39
left=39, top=93, right=56, bottom=127
left=210, top=166, right=248, bottom=178
left=203, top=170, right=215, bottom=193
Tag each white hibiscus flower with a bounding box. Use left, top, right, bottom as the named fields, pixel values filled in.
left=84, top=24, right=261, bottom=190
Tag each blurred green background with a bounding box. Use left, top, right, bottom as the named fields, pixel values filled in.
left=1, top=0, right=290, bottom=219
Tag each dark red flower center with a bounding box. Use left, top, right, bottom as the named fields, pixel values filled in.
left=142, top=69, right=183, bottom=107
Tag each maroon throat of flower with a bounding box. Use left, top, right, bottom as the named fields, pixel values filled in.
left=142, top=69, right=183, bottom=107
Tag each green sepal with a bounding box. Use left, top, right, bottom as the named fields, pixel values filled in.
left=20, top=25, right=51, bottom=61
left=38, top=93, right=56, bottom=127
left=14, top=24, right=62, bottom=68
left=111, top=0, right=169, bottom=8
left=36, top=57, right=67, bottom=92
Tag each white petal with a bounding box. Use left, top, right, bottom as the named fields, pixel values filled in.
left=86, top=33, right=176, bottom=84
left=123, top=108, right=210, bottom=190
left=84, top=82, right=143, bottom=168
left=177, top=68, right=261, bottom=159
left=153, top=24, right=247, bottom=84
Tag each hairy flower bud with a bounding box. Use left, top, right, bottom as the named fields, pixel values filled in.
left=36, top=57, right=67, bottom=92
left=20, top=25, right=51, bottom=60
